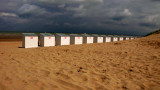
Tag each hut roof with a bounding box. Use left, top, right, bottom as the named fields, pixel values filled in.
left=22, top=33, right=37, bottom=36
left=92, top=34, right=101, bottom=37
left=81, top=34, right=92, bottom=37
left=70, top=34, right=82, bottom=37
left=40, top=33, right=54, bottom=36
left=56, top=34, right=69, bottom=36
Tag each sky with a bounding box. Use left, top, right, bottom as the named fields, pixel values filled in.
left=0, top=0, right=160, bottom=35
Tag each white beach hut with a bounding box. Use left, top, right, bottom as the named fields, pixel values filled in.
left=22, top=33, right=38, bottom=48
left=102, top=35, right=112, bottom=42
left=124, top=36, right=129, bottom=40
left=56, top=34, right=70, bottom=46
left=93, top=34, right=103, bottom=43
left=40, top=33, right=55, bottom=47
left=130, top=36, right=134, bottom=40
left=125, top=36, right=130, bottom=40
left=112, top=36, right=119, bottom=42
left=119, top=36, right=124, bottom=41
left=81, top=34, right=93, bottom=44
left=70, top=34, right=83, bottom=45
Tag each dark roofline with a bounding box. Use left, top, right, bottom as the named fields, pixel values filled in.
left=22, top=33, right=38, bottom=36
left=40, top=33, right=55, bottom=36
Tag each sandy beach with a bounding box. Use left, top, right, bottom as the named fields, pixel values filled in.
left=0, top=34, right=160, bottom=90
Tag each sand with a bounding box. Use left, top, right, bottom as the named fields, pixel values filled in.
left=0, top=34, right=160, bottom=90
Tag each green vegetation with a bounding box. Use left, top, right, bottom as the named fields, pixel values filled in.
left=146, top=29, right=160, bottom=36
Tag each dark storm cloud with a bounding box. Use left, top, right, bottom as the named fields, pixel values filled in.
left=111, top=16, right=125, bottom=21
left=151, top=0, right=160, bottom=1
left=0, top=0, right=160, bottom=35
left=139, top=23, right=157, bottom=28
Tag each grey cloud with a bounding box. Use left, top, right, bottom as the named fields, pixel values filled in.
left=17, top=4, right=67, bottom=19
left=111, top=16, right=125, bottom=21
left=140, top=23, right=156, bottom=28
left=0, top=12, right=18, bottom=17
left=151, top=0, right=160, bottom=1
left=33, top=0, right=103, bottom=4
left=58, top=4, right=66, bottom=8
left=18, top=4, right=49, bottom=17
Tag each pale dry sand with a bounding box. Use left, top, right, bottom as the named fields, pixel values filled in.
left=0, top=34, right=160, bottom=90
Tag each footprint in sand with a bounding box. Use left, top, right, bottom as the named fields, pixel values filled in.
left=72, top=73, right=88, bottom=82
left=151, top=55, right=157, bottom=59
left=97, top=75, right=110, bottom=84
left=55, top=72, right=71, bottom=80
left=40, top=70, right=50, bottom=77
left=5, top=76, right=12, bottom=83
left=77, top=67, right=87, bottom=73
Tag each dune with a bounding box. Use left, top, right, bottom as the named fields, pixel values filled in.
left=0, top=34, right=160, bottom=90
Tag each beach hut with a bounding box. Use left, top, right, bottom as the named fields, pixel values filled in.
left=130, top=36, right=134, bottom=40
left=102, top=35, right=112, bottom=42
left=22, top=33, right=38, bottom=48
left=81, top=34, right=93, bottom=44
left=93, top=34, right=103, bottom=43
left=70, top=34, right=83, bottom=45
left=112, top=36, right=119, bottom=42
left=56, top=34, right=70, bottom=46
left=125, top=36, right=130, bottom=40
left=40, top=33, right=55, bottom=47
left=119, top=36, right=124, bottom=41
